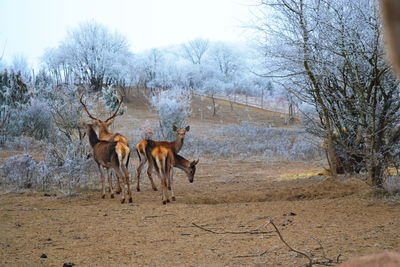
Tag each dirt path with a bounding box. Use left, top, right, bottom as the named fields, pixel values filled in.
left=1, top=160, right=399, bottom=267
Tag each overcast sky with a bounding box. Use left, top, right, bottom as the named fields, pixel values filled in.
left=0, top=0, right=255, bottom=68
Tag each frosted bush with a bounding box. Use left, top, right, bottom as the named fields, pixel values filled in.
left=0, top=154, right=52, bottom=190
left=16, top=98, right=53, bottom=140
left=0, top=142, right=96, bottom=192
left=383, top=176, right=400, bottom=194
left=3, top=136, right=46, bottom=151
left=140, top=119, right=154, bottom=140
left=101, top=85, right=127, bottom=115
left=52, top=143, right=96, bottom=193
left=184, top=122, right=323, bottom=160
left=151, top=87, right=191, bottom=140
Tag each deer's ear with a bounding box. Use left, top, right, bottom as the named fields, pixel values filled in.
left=185, top=126, right=190, bottom=132
left=172, top=125, right=178, bottom=131
left=80, top=120, right=87, bottom=127
left=190, top=159, right=199, bottom=167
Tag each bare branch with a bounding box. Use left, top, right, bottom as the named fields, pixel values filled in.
left=192, top=223, right=274, bottom=235
left=268, top=219, right=313, bottom=267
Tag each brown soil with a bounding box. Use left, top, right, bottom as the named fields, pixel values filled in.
left=1, top=160, right=400, bottom=267
left=1, top=91, right=400, bottom=266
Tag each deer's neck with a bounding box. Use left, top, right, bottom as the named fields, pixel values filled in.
left=173, top=154, right=190, bottom=172
left=99, top=126, right=112, bottom=139
left=88, top=127, right=100, bottom=147
left=174, top=136, right=185, bottom=152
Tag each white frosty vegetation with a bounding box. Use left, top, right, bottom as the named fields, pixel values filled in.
left=151, top=87, right=192, bottom=140
left=183, top=122, right=323, bottom=161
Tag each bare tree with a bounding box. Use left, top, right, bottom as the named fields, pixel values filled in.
left=253, top=0, right=400, bottom=186
left=42, top=22, right=133, bottom=91
left=211, top=43, right=238, bottom=78
left=182, top=38, right=209, bottom=65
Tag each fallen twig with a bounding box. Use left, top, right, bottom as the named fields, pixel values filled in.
left=192, top=223, right=274, bottom=235
left=269, top=219, right=313, bottom=267
left=234, top=250, right=268, bottom=258
left=192, top=218, right=342, bottom=266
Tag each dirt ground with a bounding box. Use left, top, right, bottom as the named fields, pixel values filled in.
left=1, top=159, right=400, bottom=267
left=1, top=90, right=400, bottom=266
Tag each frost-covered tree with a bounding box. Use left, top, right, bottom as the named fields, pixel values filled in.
left=41, top=47, right=73, bottom=84
left=210, top=43, right=238, bottom=79
left=182, top=38, right=209, bottom=65
left=48, top=84, right=85, bottom=143
left=0, top=70, right=30, bottom=138
left=11, top=55, right=31, bottom=82
left=42, top=22, right=133, bottom=90
left=253, top=0, right=400, bottom=186
left=151, top=87, right=191, bottom=140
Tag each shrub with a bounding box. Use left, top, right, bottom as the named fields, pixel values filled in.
left=101, top=85, right=127, bottom=115
left=17, top=98, right=53, bottom=140
left=383, top=176, right=400, bottom=195
left=51, top=143, right=96, bottom=193
left=140, top=119, right=154, bottom=140
left=0, top=154, right=52, bottom=190
left=0, top=142, right=96, bottom=193
left=183, top=122, right=323, bottom=161
left=151, top=87, right=191, bottom=140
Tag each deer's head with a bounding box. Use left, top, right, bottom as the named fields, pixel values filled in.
left=187, top=159, right=199, bottom=183
left=80, top=94, right=123, bottom=134
left=173, top=125, right=190, bottom=139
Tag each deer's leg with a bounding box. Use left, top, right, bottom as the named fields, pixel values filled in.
left=136, top=155, right=147, bottom=192
left=114, top=169, right=122, bottom=194
left=161, top=177, right=169, bottom=205
left=161, top=166, right=170, bottom=204
left=114, top=168, right=126, bottom=204
left=169, top=169, right=176, bottom=201
left=107, top=169, right=115, bottom=199
left=153, top=169, right=167, bottom=204
left=146, top=160, right=158, bottom=191
left=122, top=165, right=133, bottom=203
left=97, top=164, right=106, bottom=199
left=167, top=168, right=174, bottom=190
left=107, top=170, right=112, bottom=193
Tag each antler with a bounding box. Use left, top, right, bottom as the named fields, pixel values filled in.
left=105, top=95, right=124, bottom=122
left=79, top=94, right=98, bottom=121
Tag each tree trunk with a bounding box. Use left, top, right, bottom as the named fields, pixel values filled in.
left=211, top=95, right=217, bottom=117
left=369, top=163, right=384, bottom=187
left=288, top=102, right=293, bottom=123
left=261, top=88, right=264, bottom=109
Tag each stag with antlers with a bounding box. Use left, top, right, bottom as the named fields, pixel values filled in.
left=135, top=125, right=190, bottom=192
left=80, top=94, right=130, bottom=194
left=81, top=121, right=132, bottom=203
left=145, top=140, right=198, bottom=204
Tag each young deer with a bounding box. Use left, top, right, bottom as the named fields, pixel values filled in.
left=145, top=140, right=198, bottom=204
left=135, top=125, right=190, bottom=192
left=80, top=95, right=130, bottom=193
left=81, top=122, right=133, bottom=203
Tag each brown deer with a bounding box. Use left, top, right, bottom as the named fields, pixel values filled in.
left=81, top=121, right=133, bottom=203
left=135, top=125, right=190, bottom=192
left=80, top=94, right=130, bottom=193
left=145, top=140, right=198, bottom=204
